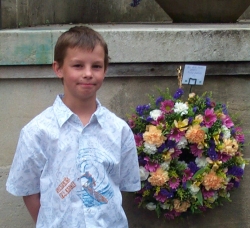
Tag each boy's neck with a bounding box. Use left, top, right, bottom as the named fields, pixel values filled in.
left=62, top=96, right=97, bottom=125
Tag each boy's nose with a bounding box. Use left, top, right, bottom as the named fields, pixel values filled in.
left=83, top=67, right=92, bottom=77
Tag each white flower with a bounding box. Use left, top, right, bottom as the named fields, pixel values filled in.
left=195, top=156, right=208, bottom=168
left=221, top=125, right=231, bottom=139
left=160, top=203, right=170, bottom=210
left=150, top=109, right=162, bottom=121
left=139, top=166, right=149, bottom=181
left=174, top=102, right=189, bottom=116
left=143, top=142, right=157, bottom=154
left=188, top=184, right=200, bottom=195
left=177, top=161, right=188, bottom=168
left=146, top=202, right=156, bottom=211
left=160, top=161, right=170, bottom=171
left=176, top=136, right=188, bottom=149
left=241, top=163, right=246, bottom=170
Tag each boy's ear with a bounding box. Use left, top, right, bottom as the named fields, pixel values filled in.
left=52, top=61, right=63, bottom=79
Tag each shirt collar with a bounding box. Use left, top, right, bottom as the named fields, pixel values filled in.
left=53, top=95, right=105, bottom=128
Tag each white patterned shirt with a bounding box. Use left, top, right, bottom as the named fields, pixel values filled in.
left=6, top=95, right=141, bottom=228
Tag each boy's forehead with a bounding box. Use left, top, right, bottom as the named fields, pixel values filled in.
left=66, top=45, right=104, bottom=54
left=64, top=45, right=105, bottom=60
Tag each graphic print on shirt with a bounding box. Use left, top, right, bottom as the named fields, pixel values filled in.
left=77, top=147, right=114, bottom=207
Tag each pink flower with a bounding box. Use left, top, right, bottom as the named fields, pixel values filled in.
left=169, top=177, right=180, bottom=189
left=128, top=119, right=135, bottom=128
left=164, top=210, right=181, bottom=220
left=168, top=128, right=185, bottom=142
left=235, top=127, right=245, bottom=143
left=182, top=168, right=193, bottom=182
left=128, top=114, right=137, bottom=128
left=134, top=134, right=143, bottom=147
left=171, top=148, right=182, bottom=159
left=160, top=100, right=174, bottom=114
left=203, top=108, right=217, bottom=127
left=217, top=152, right=231, bottom=162
left=154, top=192, right=168, bottom=203
left=202, top=189, right=215, bottom=199
left=190, top=144, right=203, bottom=157
left=144, top=157, right=159, bottom=172
left=222, top=115, right=234, bottom=128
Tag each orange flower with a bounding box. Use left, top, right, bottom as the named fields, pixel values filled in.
left=185, top=125, right=206, bottom=144
left=148, top=168, right=169, bottom=186
left=143, top=125, right=165, bottom=147
left=202, top=170, right=224, bottom=191
left=221, top=138, right=238, bottom=156
left=173, top=199, right=190, bottom=212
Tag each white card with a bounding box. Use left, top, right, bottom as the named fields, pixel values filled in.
left=182, top=65, right=206, bottom=85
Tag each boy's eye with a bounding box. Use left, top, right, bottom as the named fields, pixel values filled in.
left=93, top=65, right=103, bottom=69
left=73, top=64, right=82, bottom=68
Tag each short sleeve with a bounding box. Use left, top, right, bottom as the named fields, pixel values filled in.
left=6, top=125, right=47, bottom=196
left=119, top=125, right=141, bottom=192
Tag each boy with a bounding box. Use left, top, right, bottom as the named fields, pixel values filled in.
left=6, top=26, right=141, bottom=228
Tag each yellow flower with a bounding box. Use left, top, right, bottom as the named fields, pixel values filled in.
left=193, top=114, right=203, bottom=124
left=213, top=133, right=220, bottom=145
left=189, top=93, right=196, bottom=98
left=221, top=138, right=239, bottom=156
left=162, top=151, right=172, bottom=162
left=148, top=168, right=169, bottom=186
left=174, top=119, right=189, bottom=131
left=202, top=170, right=224, bottom=191
left=143, top=125, right=165, bottom=147
left=173, top=199, right=190, bottom=212
left=185, top=125, right=206, bottom=144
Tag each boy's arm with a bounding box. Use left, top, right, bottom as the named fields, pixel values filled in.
left=23, top=193, right=41, bottom=223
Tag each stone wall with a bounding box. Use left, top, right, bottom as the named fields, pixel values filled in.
left=0, top=23, right=250, bottom=227
left=2, top=0, right=250, bottom=29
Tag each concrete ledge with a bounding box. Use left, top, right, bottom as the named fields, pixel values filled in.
left=1, top=23, right=250, bottom=65
left=1, top=61, right=250, bottom=79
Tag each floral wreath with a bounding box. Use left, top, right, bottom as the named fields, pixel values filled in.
left=128, top=67, right=246, bottom=220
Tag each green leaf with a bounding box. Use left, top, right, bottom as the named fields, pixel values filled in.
left=192, top=167, right=207, bottom=180
left=197, top=190, right=203, bottom=206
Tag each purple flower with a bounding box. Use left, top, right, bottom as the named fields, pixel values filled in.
left=207, top=141, right=218, bottom=161
left=146, top=116, right=153, bottom=122
left=221, top=104, right=228, bottom=115
left=205, top=97, right=212, bottom=108
left=136, top=104, right=150, bottom=116
left=227, top=166, right=244, bottom=177
left=155, top=96, right=164, bottom=106
left=193, top=106, right=198, bottom=113
left=138, top=155, right=146, bottom=166
left=166, top=140, right=176, bottom=149
left=188, top=162, right=199, bottom=174
left=173, top=88, right=184, bottom=99
left=160, top=189, right=175, bottom=198
left=188, top=117, right=194, bottom=125
left=158, top=143, right=167, bottom=153
left=230, top=179, right=240, bottom=188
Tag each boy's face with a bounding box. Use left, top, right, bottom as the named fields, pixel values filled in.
left=53, top=45, right=106, bottom=104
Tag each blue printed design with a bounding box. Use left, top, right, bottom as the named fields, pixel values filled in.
left=77, top=148, right=114, bottom=207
